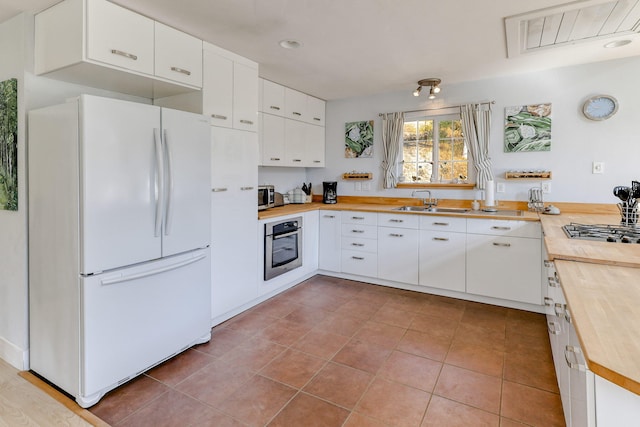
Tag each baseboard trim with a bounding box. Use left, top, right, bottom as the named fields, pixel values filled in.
left=0, top=336, right=27, bottom=370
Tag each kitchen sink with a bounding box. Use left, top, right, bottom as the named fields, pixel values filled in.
left=392, top=206, right=470, bottom=213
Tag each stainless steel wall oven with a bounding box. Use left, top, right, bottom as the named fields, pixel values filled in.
left=264, top=216, right=302, bottom=280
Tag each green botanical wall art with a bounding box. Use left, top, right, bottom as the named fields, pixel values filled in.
left=345, top=120, right=374, bottom=158
left=0, top=78, right=18, bottom=211
left=504, top=103, right=551, bottom=153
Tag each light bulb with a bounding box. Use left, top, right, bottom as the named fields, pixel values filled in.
left=413, top=87, right=421, bottom=97
left=433, top=86, right=441, bottom=93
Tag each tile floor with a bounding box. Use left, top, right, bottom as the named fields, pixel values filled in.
left=89, top=275, right=565, bottom=426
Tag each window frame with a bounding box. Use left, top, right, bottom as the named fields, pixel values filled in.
left=397, top=112, right=475, bottom=189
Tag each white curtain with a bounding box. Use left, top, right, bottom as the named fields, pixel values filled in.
left=460, top=104, right=493, bottom=189
left=381, top=112, right=404, bottom=188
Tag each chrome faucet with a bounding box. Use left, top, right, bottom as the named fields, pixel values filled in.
left=411, top=190, right=438, bottom=208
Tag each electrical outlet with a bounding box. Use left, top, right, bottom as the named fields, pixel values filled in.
left=592, top=161, right=604, bottom=174
left=496, top=182, right=506, bottom=193
left=362, top=182, right=370, bottom=191
left=541, top=182, right=551, bottom=194
left=354, top=182, right=362, bottom=191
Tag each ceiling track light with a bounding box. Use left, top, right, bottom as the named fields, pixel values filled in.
left=413, top=78, right=442, bottom=98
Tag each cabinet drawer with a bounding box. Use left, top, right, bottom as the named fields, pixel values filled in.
left=378, top=213, right=419, bottom=229
left=341, top=250, right=377, bottom=277
left=467, top=218, right=540, bottom=238
left=341, top=224, right=377, bottom=239
left=419, top=216, right=466, bottom=232
left=342, top=236, right=377, bottom=253
left=342, top=211, right=377, bottom=226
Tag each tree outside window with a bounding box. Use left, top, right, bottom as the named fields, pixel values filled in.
left=401, top=114, right=467, bottom=184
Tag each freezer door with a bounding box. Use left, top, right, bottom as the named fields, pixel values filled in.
left=80, top=96, right=162, bottom=274
left=160, top=108, right=211, bottom=256
left=80, top=249, right=211, bottom=406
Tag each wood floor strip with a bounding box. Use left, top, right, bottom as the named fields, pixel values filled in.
left=18, top=371, right=110, bottom=427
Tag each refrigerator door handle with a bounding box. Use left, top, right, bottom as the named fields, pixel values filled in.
left=163, top=129, right=174, bottom=236
left=100, top=253, right=207, bottom=286
left=153, top=128, right=164, bottom=237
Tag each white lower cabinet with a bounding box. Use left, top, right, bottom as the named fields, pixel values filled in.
left=595, top=375, right=640, bottom=427
left=318, top=210, right=341, bottom=272
left=303, top=210, right=319, bottom=275
left=377, top=213, right=419, bottom=284
left=418, top=216, right=466, bottom=292
left=466, top=219, right=542, bottom=305
left=341, top=212, right=377, bottom=278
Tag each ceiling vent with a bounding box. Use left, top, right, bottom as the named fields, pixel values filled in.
left=505, top=0, right=640, bottom=57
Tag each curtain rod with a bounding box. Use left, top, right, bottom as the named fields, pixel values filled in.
left=378, top=100, right=495, bottom=117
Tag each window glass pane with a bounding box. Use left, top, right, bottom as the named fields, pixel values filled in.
left=453, top=162, right=468, bottom=181
left=453, top=138, right=466, bottom=161
left=439, top=162, right=452, bottom=181
left=438, top=140, right=452, bottom=162
left=439, top=120, right=452, bottom=138
left=416, top=162, right=432, bottom=182
left=418, top=139, right=433, bottom=163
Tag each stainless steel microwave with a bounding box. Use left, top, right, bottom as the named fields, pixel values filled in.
left=258, top=185, right=275, bottom=210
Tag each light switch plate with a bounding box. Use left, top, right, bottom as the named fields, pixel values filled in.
left=592, top=161, right=604, bottom=174
left=496, top=182, right=506, bottom=193
left=541, top=182, right=551, bottom=193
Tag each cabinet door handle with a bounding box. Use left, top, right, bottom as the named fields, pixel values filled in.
left=323, top=215, right=335, bottom=218
left=292, top=159, right=302, bottom=162
left=432, top=237, right=449, bottom=241
left=211, top=187, right=228, bottom=192
left=547, top=321, right=561, bottom=335
left=492, top=242, right=511, bottom=247
left=351, top=243, right=364, bottom=247
left=544, top=297, right=554, bottom=306
left=389, top=219, right=403, bottom=223
left=491, top=226, right=511, bottom=230
left=433, top=222, right=449, bottom=226
left=313, top=160, right=322, bottom=163
left=352, top=216, right=365, bottom=220
left=554, top=303, right=565, bottom=317
left=564, top=345, right=586, bottom=371
left=211, top=114, right=228, bottom=120
left=239, top=119, right=254, bottom=125
left=564, top=309, right=572, bottom=324
left=544, top=260, right=554, bottom=268
left=111, top=49, right=137, bottom=60
left=548, top=277, right=559, bottom=287
left=170, top=66, right=191, bottom=76
left=389, top=233, right=404, bottom=237
left=352, top=256, right=364, bottom=260
left=292, top=111, right=302, bottom=116
left=240, top=186, right=254, bottom=191
left=270, top=157, right=281, bottom=161
left=313, top=117, right=321, bottom=121
left=351, top=230, right=365, bottom=233
left=269, top=105, right=281, bottom=111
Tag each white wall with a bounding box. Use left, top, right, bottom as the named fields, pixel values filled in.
left=0, top=13, right=148, bottom=370
left=307, top=56, right=640, bottom=204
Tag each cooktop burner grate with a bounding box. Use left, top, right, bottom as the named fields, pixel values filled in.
left=563, top=223, right=640, bottom=243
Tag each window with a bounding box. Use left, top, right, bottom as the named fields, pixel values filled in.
left=401, top=114, right=469, bottom=184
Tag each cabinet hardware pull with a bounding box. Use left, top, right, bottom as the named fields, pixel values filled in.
left=211, top=187, right=228, bottom=192
left=389, top=219, right=403, bottom=223
left=313, top=160, right=321, bottom=163
left=564, top=309, right=572, bottom=324
left=352, top=256, right=364, bottom=260
left=564, top=345, right=585, bottom=370
left=351, top=243, right=364, bottom=247
left=544, top=297, right=554, bottom=306
left=390, top=233, right=403, bottom=237
left=548, top=321, right=561, bottom=335
left=432, top=237, right=449, bottom=241
left=240, top=186, right=254, bottom=191
left=491, top=226, right=511, bottom=230
left=313, top=117, right=321, bottom=121
left=433, top=222, right=449, bottom=226
left=323, top=215, right=335, bottom=218
left=239, top=119, right=254, bottom=125
left=270, top=157, right=281, bottom=161
left=111, top=49, right=137, bottom=60
left=352, top=216, right=364, bottom=220
left=269, top=106, right=281, bottom=110
left=352, top=230, right=364, bottom=233
left=492, top=242, right=511, bottom=247
left=548, top=277, right=559, bottom=287
left=544, top=260, right=553, bottom=268
left=211, top=114, right=228, bottom=120
left=292, top=159, right=302, bottom=162
left=170, top=66, right=191, bottom=76
left=292, top=111, right=302, bottom=116
left=554, top=303, right=565, bottom=317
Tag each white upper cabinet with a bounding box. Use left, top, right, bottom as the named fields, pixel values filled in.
left=284, top=88, right=308, bottom=121
left=233, top=63, right=259, bottom=132
left=35, top=0, right=203, bottom=98
left=86, top=0, right=154, bottom=75
left=307, top=95, right=326, bottom=126
left=154, top=22, right=203, bottom=88
left=261, top=80, right=285, bottom=117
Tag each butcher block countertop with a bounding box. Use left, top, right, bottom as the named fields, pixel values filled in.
left=259, top=199, right=640, bottom=394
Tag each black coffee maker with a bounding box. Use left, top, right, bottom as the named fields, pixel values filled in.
left=322, top=181, right=337, bottom=204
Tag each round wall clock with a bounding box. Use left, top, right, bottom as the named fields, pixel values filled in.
left=582, top=95, right=618, bottom=121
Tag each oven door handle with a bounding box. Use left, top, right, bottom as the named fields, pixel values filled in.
left=272, top=230, right=300, bottom=239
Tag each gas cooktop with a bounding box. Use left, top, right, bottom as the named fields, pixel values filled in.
left=563, top=223, right=640, bottom=244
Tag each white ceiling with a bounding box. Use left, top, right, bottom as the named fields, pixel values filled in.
left=2, top=0, right=640, bottom=100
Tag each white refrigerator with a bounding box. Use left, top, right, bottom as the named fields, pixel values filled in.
left=28, top=95, right=211, bottom=408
